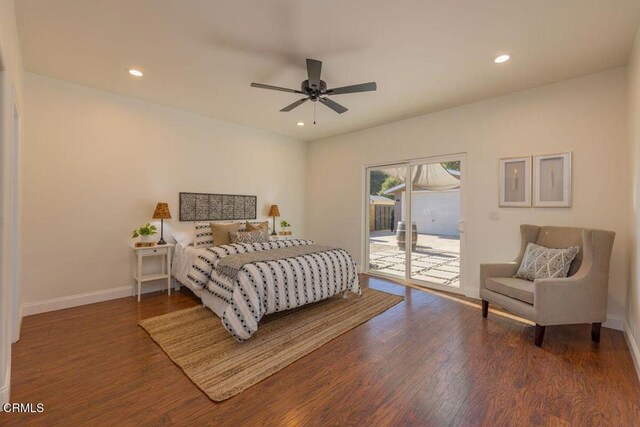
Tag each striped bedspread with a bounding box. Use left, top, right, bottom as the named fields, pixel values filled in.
left=186, top=239, right=361, bottom=341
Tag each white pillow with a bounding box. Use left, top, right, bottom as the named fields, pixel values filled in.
left=193, top=222, right=214, bottom=248
left=191, top=221, right=250, bottom=248
left=172, top=230, right=194, bottom=249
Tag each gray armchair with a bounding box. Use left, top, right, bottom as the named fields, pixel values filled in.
left=480, top=225, right=615, bottom=347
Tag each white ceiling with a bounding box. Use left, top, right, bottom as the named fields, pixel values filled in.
left=16, top=0, right=640, bottom=142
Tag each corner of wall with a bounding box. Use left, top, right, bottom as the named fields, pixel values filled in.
left=0, top=0, right=24, bottom=409
left=624, top=321, right=640, bottom=382
left=0, top=364, right=9, bottom=405
left=626, top=23, right=640, bottom=383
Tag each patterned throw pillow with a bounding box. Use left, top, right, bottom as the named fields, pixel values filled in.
left=193, top=222, right=214, bottom=248
left=245, top=221, right=270, bottom=240
left=514, top=242, right=580, bottom=281
left=229, top=230, right=268, bottom=244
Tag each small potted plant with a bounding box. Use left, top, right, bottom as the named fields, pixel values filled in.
left=279, top=220, right=292, bottom=236
left=132, top=222, right=157, bottom=244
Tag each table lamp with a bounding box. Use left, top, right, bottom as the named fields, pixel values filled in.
left=268, top=204, right=280, bottom=236
left=152, top=202, right=171, bottom=245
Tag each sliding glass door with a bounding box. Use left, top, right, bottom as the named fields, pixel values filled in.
left=367, top=165, right=408, bottom=280
left=408, top=159, right=462, bottom=289
left=365, top=154, right=466, bottom=294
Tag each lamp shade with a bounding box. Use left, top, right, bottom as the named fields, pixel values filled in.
left=152, top=202, right=171, bottom=219
left=268, top=204, right=280, bottom=217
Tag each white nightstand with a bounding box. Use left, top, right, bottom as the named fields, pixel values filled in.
left=129, top=243, right=174, bottom=302
left=271, top=235, right=296, bottom=240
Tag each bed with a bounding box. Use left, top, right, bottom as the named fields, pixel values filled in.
left=172, top=244, right=230, bottom=317
left=184, top=239, right=361, bottom=341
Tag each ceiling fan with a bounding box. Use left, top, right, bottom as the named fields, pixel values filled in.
left=250, top=58, right=377, bottom=121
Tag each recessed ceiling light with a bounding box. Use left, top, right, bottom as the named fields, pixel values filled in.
left=128, top=69, right=143, bottom=77
left=494, top=54, right=510, bottom=64
left=297, top=122, right=304, bottom=126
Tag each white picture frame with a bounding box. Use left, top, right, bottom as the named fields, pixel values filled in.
left=499, top=156, right=531, bottom=207
left=533, top=152, right=572, bottom=208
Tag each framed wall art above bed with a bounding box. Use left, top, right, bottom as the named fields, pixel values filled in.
left=179, top=192, right=257, bottom=221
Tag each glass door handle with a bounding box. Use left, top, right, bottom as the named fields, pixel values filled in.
left=457, top=221, right=466, bottom=233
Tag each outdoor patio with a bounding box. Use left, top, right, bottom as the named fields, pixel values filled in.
left=369, top=230, right=460, bottom=287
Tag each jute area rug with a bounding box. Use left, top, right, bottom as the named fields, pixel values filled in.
left=139, top=288, right=403, bottom=401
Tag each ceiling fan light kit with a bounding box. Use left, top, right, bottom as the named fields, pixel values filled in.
left=251, top=58, right=377, bottom=124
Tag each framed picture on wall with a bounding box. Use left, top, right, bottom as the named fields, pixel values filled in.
left=499, top=156, right=532, bottom=207
left=533, top=152, right=572, bottom=207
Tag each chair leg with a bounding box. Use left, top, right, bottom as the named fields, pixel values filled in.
left=534, top=324, right=546, bottom=347
left=482, top=300, right=488, bottom=318
left=591, top=322, right=602, bottom=343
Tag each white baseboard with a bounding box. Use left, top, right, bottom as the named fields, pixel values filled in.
left=624, top=321, right=640, bottom=383
left=0, top=365, right=10, bottom=405
left=465, top=288, right=622, bottom=330
left=22, top=282, right=167, bottom=316
left=11, top=304, right=22, bottom=343
left=464, top=286, right=480, bottom=299
left=603, top=314, right=624, bottom=331
left=367, top=275, right=624, bottom=330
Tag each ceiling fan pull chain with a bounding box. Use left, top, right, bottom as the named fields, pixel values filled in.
left=314, top=101, right=317, bottom=125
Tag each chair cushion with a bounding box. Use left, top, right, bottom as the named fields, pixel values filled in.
left=485, top=277, right=534, bottom=304
left=514, top=242, right=579, bottom=281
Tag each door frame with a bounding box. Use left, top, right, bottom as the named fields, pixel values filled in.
left=10, top=93, right=21, bottom=343
left=362, top=153, right=467, bottom=295
left=362, top=161, right=408, bottom=282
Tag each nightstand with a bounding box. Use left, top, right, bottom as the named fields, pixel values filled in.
left=271, top=235, right=296, bottom=240
left=129, top=243, right=174, bottom=302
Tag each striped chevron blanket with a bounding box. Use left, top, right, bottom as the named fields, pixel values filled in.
left=217, top=244, right=335, bottom=281
left=187, top=239, right=360, bottom=341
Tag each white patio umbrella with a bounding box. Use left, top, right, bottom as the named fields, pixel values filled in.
left=383, top=163, right=460, bottom=194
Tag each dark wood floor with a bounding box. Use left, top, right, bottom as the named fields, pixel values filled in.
left=3, top=275, right=640, bottom=426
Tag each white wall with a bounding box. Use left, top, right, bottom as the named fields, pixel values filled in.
left=306, top=68, right=629, bottom=326
left=0, top=0, right=23, bottom=406
left=627, top=25, right=640, bottom=378
left=21, top=73, right=306, bottom=308
left=0, top=0, right=22, bottom=105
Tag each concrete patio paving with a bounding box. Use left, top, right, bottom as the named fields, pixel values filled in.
left=369, top=230, right=460, bottom=287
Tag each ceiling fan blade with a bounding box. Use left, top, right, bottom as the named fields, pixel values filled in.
left=319, top=97, right=348, bottom=114
left=326, top=82, right=377, bottom=95
left=306, top=59, right=322, bottom=90
left=251, top=82, right=304, bottom=94
left=280, top=97, right=309, bottom=112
